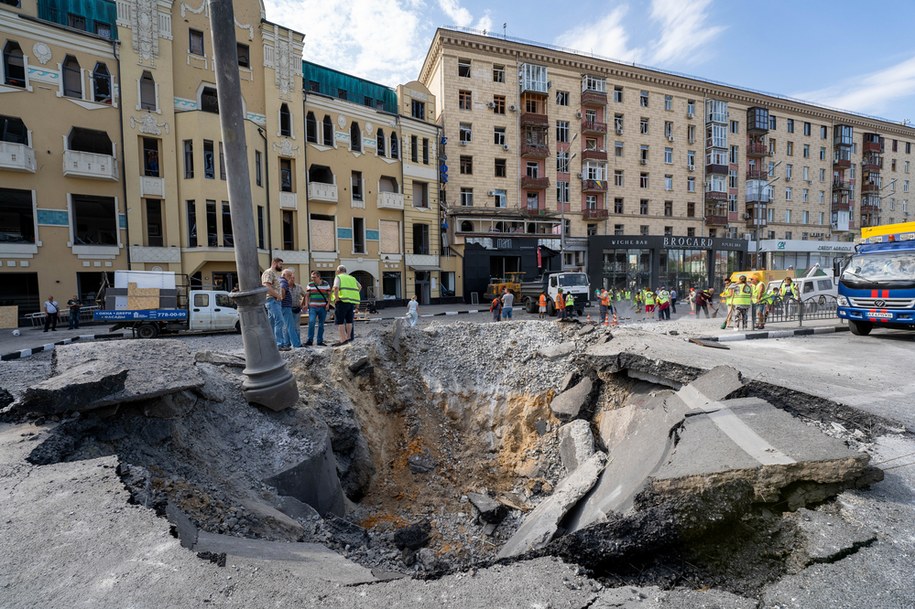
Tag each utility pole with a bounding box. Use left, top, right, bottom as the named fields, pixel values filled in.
left=208, top=0, right=298, bottom=410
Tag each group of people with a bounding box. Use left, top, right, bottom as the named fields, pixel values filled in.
left=489, top=288, right=516, bottom=321
left=42, top=295, right=84, bottom=332
left=261, top=258, right=362, bottom=350
left=629, top=287, right=678, bottom=321
left=718, top=275, right=799, bottom=331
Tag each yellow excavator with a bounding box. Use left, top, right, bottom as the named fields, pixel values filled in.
left=484, top=272, right=525, bottom=301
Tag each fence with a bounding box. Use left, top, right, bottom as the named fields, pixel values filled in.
left=759, top=294, right=839, bottom=326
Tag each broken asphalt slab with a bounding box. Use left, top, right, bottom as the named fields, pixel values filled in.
left=12, top=340, right=204, bottom=415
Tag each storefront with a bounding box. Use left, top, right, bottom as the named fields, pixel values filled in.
left=757, top=239, right=856, bottom=272
left=587, top=235, right=748, bottom=294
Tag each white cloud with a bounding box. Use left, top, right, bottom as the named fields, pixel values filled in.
left=648, top=0, right=725, bottom=65
left=437, top=0, right=473, bottom=27
left=553, top=5, right=642, bottom=63
left=793, top=55, right=915, bottom=119
left=264, top=0, right=429, bottom=86
left=475, top=10, right=494, bottom=36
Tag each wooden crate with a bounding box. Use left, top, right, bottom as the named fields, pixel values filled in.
left=126, top=283, right=161, bottom=310
left=0, top=305, right=18, bottom=329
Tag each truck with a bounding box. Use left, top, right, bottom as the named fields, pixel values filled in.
left=835, top=222, right=915, bottom=336
left=94, top=270, right=240, bottom=339
left=520, top=271, right=591, bottom=316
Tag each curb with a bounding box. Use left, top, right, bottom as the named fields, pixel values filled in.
left=1, top=332, right=126, bottom=361
left=698, top=325, right=849, bottom=343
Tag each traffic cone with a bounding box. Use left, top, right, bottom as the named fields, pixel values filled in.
left=610, top=313, right=618, bottom=327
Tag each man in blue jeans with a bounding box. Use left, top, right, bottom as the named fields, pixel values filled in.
left=261, top=257, right=287, bottom=350
left=304, top=270, right=330, bottom=346
left=280, top=269, right=302, bottom=349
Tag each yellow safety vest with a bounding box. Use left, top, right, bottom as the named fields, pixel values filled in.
left=752, top=282, right=765, bottom=304
left=337, top=273, right=361, bottom=304
left=780, top=283, right=798, bottom=299
left=733, top=283, right=753, bottom=306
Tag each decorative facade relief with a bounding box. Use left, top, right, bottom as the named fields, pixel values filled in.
left=272, top=139, right=299, bottom=158
left=32, top=43, right=51, bottom=65
left=273, top=26, right=297, bottom=98
left=129, top=114, right=170, bottom=135
left=132, top=0, right=161, bottom=63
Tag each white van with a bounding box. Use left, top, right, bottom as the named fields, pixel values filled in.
left=767, top=270, right=837, bottom=305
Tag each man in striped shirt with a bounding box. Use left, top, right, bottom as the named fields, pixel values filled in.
left=304, top=271, right=330, bottom=346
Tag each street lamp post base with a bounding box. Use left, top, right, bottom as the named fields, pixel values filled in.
left=231, top=287, right=299, bottom=411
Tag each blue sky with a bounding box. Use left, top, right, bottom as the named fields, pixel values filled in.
left=264, top=0, right=915, bottom=123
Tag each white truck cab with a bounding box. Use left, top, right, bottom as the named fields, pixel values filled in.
left=188, top=290, right=240, bottom=332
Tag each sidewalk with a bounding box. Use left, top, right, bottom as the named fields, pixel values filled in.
left=0, top=324, right=123, bottom=361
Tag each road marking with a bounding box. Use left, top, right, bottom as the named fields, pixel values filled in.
left=678, top=384, right=796, bottom=466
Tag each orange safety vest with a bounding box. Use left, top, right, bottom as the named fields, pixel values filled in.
left=538, top=294, right=547, bottom=307
left=556, top=294, right=566, bottom=309
left=600, top=293, right=611, bottom=306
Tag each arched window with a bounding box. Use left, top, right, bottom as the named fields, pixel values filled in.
left=200, top=86, right=218, bottom=113
left=3, top=42, right=25, bottom=87
left=350, top=122, right=361, bottom=152
left=322, top=115, right=333, bottom=145
left=390, top=132, right=398, bottom=159
left=62, top=55, right=82, bottom=99
left=93, top=63, right=111, bottom=104
left=139, top=71, right=156, bottom=110
left=376, top=129, right=385, bottom=157
left=460, top=221, right=473, bottom=232
left=279, top=103, right=291, bottom=136
left=305, top=111, right=317, bottom=143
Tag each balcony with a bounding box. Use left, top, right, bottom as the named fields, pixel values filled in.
left=520, top=112, right=549, bottom=128
left=860, top=196, right=880, bottom=210
left=833, top=158, right=851, bottom=170
left=582, top=208, right=609, bottom=220
left=520, top=143, right=550, bottom=159
left=279, top=191, right=298, bottom=209
left=746, top=168, right=767, bottom=180
left=832, top=179, right=852, bottom=191
left=704, top=212, right=728, bottom=226
left=705, top=162, right=728, bottom=175
left=0, top=142, right=37, bottom=173
left=862, top=156, right=883, bottom=172
left=831, top=195, right=852, bottom=212
left=521, top=206, right=553, bottom=217
left=581, top=89, right=608, bottom=106
left=581, top=148, right=607, bottom=161
left=307, top=181, right=337, bottom=203
left=139, top=176, right=165, bottom=197
left=63, top=150, right=118, bottom=181
left=705, top=189, right=728, bottom=202
left=520, top=176, right=550, bottom=190
left=745, top=204, right=767, bottom=228
left=861, top=181, right=879, bottom=194
left=745, top=190, right=771, bottom=204
left=581, top=120, right=607, bottom=135
left=377, top=191, right=405, bottom=210
left=863, top=140, right=884, bottom=154
left=747, top=142, right=768, bottom=157
left=581, top=178, right=608, bottom=192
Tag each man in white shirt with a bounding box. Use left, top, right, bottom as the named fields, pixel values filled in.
left=43, top=296, right=60, bottom=332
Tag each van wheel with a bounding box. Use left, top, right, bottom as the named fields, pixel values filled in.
left=137, top=323, right=160, bottom=339
left=234, top=321, right=241, bottom=334
left=848, top=320, right=873, bottom=336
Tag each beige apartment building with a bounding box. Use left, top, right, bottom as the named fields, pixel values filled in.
left=0, top=0, right=459, bottom=321
left=0, top=0, right=126, bottom=316
left=419, top=28, right=915, bottom=293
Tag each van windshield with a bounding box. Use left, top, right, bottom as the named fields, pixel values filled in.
left=559, top=274, right=589, bottom=287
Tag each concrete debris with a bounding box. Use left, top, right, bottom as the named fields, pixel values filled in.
left=550, top=376, right=595, bottom=421
left=408, top=451, right=436, bottom=474
left=558, top=420, right=595, bottom=472
left=497, top=451, right=607, bottom=559
left=263, top=431, right=346, bottom=517
left=466, top=492, right=508, bottom=524
left=559, top=371, right=578, bottom=393
left=393, top=520, right=431, bottom=551
left=539, top=341, right=576, bottom=360
left=194, top=350, right=246, bottom=367
left=348, top=356, right=373, bottom=376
